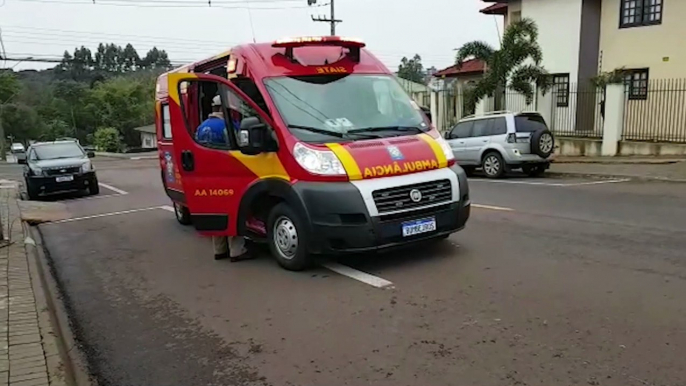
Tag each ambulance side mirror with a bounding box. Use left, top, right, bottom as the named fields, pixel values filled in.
left=238, top=116, right=266, bottom=156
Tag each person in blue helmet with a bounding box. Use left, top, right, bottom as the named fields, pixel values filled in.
left=195, top=95, right=229, bottom=146
left=196, top=94, right=254, bottom=262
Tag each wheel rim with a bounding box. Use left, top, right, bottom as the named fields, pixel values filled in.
left=174, top=203, right=184, bottom=220
left=273, top=216, right=298, bottom=260
left=484, top=156, right=500, bottom=176
left=540, top=134, right=553, bottom=153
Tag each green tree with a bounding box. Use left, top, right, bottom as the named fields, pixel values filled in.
left=397, top=54, right=425, bottom=84
left=454, top=18, right=549, bottom=109
left=0, top=71, right=21, bottom=102
left=86, top=76, right=154, bottom=147
left=0, top=103, right=44, bottom=142
left=141, top=47, right=171, bottom=70
left=93, top=127, right=121, bottom=152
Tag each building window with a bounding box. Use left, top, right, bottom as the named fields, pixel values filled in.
left=552, top=74, right=570, bottom=107
left=624, top=69, right=649, bottom=100
left=620, top=0, right=663, bottom=28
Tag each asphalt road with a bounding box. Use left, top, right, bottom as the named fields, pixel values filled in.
left=34, top=158, right=686, bottom=386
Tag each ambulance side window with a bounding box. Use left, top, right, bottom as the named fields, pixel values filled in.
left=161, top=104, right=172, bottom=139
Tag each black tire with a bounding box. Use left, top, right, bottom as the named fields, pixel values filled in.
left=531, top=129, right=555, bottom=158
left=88, top=179, right=100, bottom=195
left=173, top=202, right=192, bottom=225
left=25, top=179, right=39, bottom=200
left=522, top=164, right=546, bottom=177
left=267, top=203, right=312, bottom=271
left=481, top=152, right=505, bottom=179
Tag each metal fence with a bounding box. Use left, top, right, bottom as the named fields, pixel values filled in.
left=503, top=88, right=537, bottom=113
left=550, top=83, right=604, bottom=138
left=623, top=79, right=686, bottom=143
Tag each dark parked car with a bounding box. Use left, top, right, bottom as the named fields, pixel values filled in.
left=24, top=140, right=99, bottom=200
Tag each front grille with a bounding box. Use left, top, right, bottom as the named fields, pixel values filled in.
left=372, top=179, right=452, bottom=214
left=44, top=166, right=80, bottom=176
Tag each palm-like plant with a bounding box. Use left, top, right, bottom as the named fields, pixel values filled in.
left=455, top=18, right=549, bottom=109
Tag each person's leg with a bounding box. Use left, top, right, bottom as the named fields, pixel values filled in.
left=228, top=236, right=254, bottom=262
left=212, top=236, right=228, bottom=260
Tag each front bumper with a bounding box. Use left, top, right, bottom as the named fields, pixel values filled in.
left=27, top=171, right=97, bottom=194
left=293, top=165, right=470, bottom=255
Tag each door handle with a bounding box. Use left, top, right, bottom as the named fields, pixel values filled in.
left=181, top=150, right=194, bottom=171
left=482, top=140, right=488, bottom=143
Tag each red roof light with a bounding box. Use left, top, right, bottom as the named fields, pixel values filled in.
left=273, top=36, right=365, bottom=48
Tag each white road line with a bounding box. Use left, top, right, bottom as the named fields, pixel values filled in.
left=130, top=155, right=158, bottom=160
left=47, top=206, right=164, bottom=225
left=159, top=205, right=174, bottom=212
left=321, top=262, right=394, bottom=289
left=472, top=203, right=514, bottom=211
left=470, top=178, right=630, bottom=187
left=98, top=182, right=128, bottom=195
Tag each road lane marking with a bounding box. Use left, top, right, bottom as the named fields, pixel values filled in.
left=470, top=178, right=630, bottom=187
left=98, top=183, right=128, bottom=195
left=159, top=205, right=174, bottom=212
left=472, top=204, right=514, bottom=211
left=321, top=262, right=395, bottom=289
left=130, top=155, right=158, bottom=160
left=47, top=206, right=165, bottom=224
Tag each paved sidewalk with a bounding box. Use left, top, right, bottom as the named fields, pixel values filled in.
left=0, top=187, right=50, bottom=386
left=550, top=157, right=686, bottom=182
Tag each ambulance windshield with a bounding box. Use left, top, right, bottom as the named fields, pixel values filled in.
left=264, top=74, right=429, bottom=142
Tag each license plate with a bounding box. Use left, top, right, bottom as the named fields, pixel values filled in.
left=402, top=217, right=437, bottom=237
left=55, top=176, right=74, bottom=182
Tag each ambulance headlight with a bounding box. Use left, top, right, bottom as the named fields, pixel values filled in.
left=293, top=142, right=346, bottom=176
left=435, top=136, right=455, bottom=162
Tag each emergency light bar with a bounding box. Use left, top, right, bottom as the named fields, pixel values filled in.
left=273, top=36, right=365, bottom=63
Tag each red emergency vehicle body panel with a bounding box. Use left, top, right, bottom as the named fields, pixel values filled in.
left=156, top=39, right=445, bottom=236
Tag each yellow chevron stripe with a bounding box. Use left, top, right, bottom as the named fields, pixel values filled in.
left=327, top=143, right=362, bottom=180
left=418, top=133, right=448, bottom=168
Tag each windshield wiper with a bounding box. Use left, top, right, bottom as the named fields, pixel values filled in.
left=288, top=124, right=382, bottom=140
left=288, top=124, right=345, bottom=138
left=347, top=125, right=426, bottom=134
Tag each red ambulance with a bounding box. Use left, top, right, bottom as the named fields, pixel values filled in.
left=155, top=36, right=470, bottom=270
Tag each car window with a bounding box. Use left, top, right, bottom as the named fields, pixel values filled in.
left=472, top=119, right=493, bottom=137
left=515, top=114, right=548, bottom=133
left=491, top=117, right=508, bottom=135
left=450, top=121, right=473, bottom=139
left=33, top=143, right=84, bottom=160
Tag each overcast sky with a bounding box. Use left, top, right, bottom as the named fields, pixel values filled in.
left=1, top=0, right=502, bottom=72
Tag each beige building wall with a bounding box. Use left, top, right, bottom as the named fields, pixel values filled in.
left=506, top=0, right=522, bottom=27
left=600, top=0, right=686, bottom=78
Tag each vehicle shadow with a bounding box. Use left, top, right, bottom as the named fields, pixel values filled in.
left=324, top=237, right=460, bottom=273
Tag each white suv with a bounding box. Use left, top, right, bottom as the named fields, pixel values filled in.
left=443, top=111, right=555, bottom=178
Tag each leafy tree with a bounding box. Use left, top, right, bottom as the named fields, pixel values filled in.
left=454, top=18, right=549, bottom=109
left=93, top=127, right=121, bottom=152
left=0, top=103, right=44, bottom=142
left=122, top=44, right=141, bottom=72
left=397, top=54, right=425, bottom=84
left=0, top=71, right=21, bottom=102
left=141, top=47, right=171, bottom=70
left=86, top=76, right=154, bottom=146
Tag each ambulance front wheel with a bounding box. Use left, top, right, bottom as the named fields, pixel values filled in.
left=267, top=203, right=312, bottom=271
left=173, top=202, right=192, bottom=225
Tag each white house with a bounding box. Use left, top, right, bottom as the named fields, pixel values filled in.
left=134, top=124, right=157, bottom=149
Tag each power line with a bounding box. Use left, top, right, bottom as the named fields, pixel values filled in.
left=16, top=0, right=325, bottom=9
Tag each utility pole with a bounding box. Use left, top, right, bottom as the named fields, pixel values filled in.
left=309, top=0, right=341, bottom=35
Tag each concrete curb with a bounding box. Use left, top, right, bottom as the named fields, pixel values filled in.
left=547, top=171, right=686, bottom=184
left=552, top=159, right=685, bottom=165
left=94, top=152, right=157, bottom=160
left=26, top=226, right=93, bottom=386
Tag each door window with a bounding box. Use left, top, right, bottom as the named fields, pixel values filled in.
left=178, top=79, right=266, bottom=150
left=472, top=119, right=493, bottom=137
left=490, top=117, right=508, bottom=135
left=449, top=121, right=474, bottom=139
